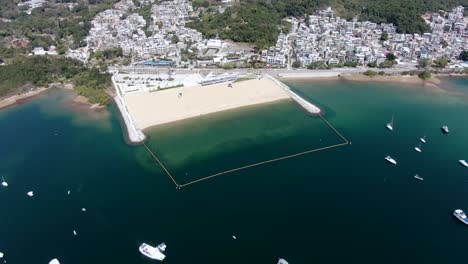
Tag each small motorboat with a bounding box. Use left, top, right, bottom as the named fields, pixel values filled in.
left=49, top=259, right=60, bottom=264
left=0, top=252, right=3, bottom=258
left=459, top=160, right=468, bottom=168
left=453, top=209, right=468, bottom=225
left=278, top=258, right=289, bottom=264
left=441, top=126, right=450, bottom=134
left=414, top=174, right=424, bottom=181
left=386, top=116, right=394, bottom=131
left=385, top=156, right=397, bottom=165
left=1, top=177, right=7, bottom=187
left=232, top=235, right=237, bottom=240
left=73, top=230, right=77, bottom=236
left=420, top=135, right=427, bottom=144
left=139, top=243, right=166, bottom=261
left=27, top=191, right=34, bottom=197
left=67, top=190, right=70, bottom=195
left=414, top=144, right=422, bottom=153
left=81, top=208, right=86, bottom=212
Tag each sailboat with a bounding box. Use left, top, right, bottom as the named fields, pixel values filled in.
left=386, top=116, right=394, bottom=131
left=420, top=135, right=427, bottom=144
left=1, top=177, right=8, bottom=187
left=414, top=143, right=422, bottom=153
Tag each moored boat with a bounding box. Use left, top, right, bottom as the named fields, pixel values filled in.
left=414, top=144, right=422, bottom=153
left=414, top=174, right=424, bottom=181
left=385, top=156, right=397, bottom=165
left=278, top=258, right=289, bottom=264
left=49, top=259, right=60, bottom=264
left=139, top=243, right=166, bottom=261
left=459, top=160, right=468, bottom=168
left=1, top=177, right=7, bottom=187
left=420, top=135, right=427, bottom=144
left=441, top=126, right=449, bottom=134
left=453, top=209, right=468, bottom=225
left=386, top=116, right=394, bottom=131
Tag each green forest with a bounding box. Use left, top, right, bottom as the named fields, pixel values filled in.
left=188, top=0, right=467, bottom=49
left=0, top=56, right=112, bottom=105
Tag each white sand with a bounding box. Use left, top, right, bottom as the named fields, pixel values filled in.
left=123, top=78, right=290, bottom=129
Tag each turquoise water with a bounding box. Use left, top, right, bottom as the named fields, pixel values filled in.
left=0, top=78, right=468, bottom=264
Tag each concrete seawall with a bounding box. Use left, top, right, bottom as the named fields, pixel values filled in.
left=112, top=72, right=146, bottom=143
left=266, top=75, right=321, bottom=115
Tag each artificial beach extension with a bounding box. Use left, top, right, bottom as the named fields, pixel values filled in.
left=112, top=71, right=350, bottom=188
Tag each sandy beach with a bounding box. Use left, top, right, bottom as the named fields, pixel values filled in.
left=123, top=77, right=290, bottom=129
left=0, top=87, right=49, bottom=110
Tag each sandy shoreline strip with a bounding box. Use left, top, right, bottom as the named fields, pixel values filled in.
left=123, top=77, right=290, bottom=130
left=0, top=87, right=49, bottom=110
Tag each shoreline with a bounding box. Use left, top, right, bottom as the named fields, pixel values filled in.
left=0, top=83, right=107, bottom=112
left=0, top=87, right=50, bottom=110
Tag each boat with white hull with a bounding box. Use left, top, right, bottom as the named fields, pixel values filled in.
left=49, top=259, right=60, bottom=264
left=441, top=126, right=450, bottom=134
left=385, top=156, right=397, bottom=165
left=453, top=209, right=468, bottom=225
left=414, top=143, right=422, bottom=153
left=459, top=160, right=468, bottom=168
left=420, top=135, right=427, bottom=144
left=414, top=174, right=424, bottom=181
left=386, top=116, right=394, bottom=131
left=139, top=243, right=166, bottom=261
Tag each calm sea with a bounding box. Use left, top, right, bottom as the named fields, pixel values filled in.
left=0, top=78, right=468, bottom=264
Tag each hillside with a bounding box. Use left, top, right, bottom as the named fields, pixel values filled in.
left=188, top=0, right=467, bottom=49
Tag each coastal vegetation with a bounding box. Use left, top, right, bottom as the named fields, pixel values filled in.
left=188, top=0, right=466, bottom=47
left=363, top=70, right=379, bottom=76
left=418, top=70, right=432, bottom=80
left=0, top=56, right=111, bottom=105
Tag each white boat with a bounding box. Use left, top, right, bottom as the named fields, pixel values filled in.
left=67, top=190, right=70, bottom=195
left=139, top=243, right=166, bottom=261
left=459, top=160, right=468, bottom=168
left=278, top=258, right=289, bottom=264
left=386, top=116, right=394, bottom=131
left=232, top=235, right=237, bottom=240
left=385, top=156, right=397, bottom=165
left=157, top=243, right=166, bottom=252
left=27, top=191, right=34, bottom=197
left=49, top=259, right=60, bottom=264
left=0, top=252, right=3, bottom=258
left=73, top=230, right=77, bottom=236
left=81, top=208, right=86, bottom=212
left=414, top=143, right=422, bottom=153
left=453, top=209, right=468, bottom=225
left=414, top=174, right=424, bottom=181
left=1, top=177, right=7, bottom=187
left=441, top=126, right=449, bottom=134
left=420, top=135, right=426, bottom=144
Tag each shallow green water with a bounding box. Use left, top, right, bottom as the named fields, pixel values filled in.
left=0, top=78, right=468, bottom=264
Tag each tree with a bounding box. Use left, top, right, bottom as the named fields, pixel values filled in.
left=292, top=61, right=301, bottom=68
left=380, top=31, right=389, bottom=41
left=367, top=61, right=377, bottom=67
left=440, top=39, right=448, bottom=48
left=433, top=57, right=449, bottom=68
left=363, top=70, right=378, bottom=76
left=459, top=50, right=468, bottom=61
left=386, top=53, right=396, bottom=61
left=418, top=70, right=431, bottom=80
left=418, top=58, right=431, bottom=68
left=171, top=35, right=180, bottom=44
